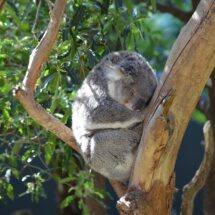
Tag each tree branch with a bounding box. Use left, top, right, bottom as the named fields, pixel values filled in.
left=118, top=0, right=215, bottom=214
left=109, top=180, right=127, bottom=197
left=156, top=3, right=192, bottom=22
left=181, top=121, right=214, bottom=215
left=203, top=68, right=215, bottom=214
left=0, top=0, right=6, bottom=13
left=13, top=0, right=79, bottom=152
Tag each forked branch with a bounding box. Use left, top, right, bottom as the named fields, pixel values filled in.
left=13, top=0, right=79, bottom=152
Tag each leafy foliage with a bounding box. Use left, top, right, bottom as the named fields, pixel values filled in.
left=0, top=0, right=204, bottom=212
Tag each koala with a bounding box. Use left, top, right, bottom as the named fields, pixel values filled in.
left=72, top=51, right=157, bottom=182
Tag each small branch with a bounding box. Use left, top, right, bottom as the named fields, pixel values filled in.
left=109, top=180, right=127, bottom=197
left=156, top=3, right=192, bottom=22
left=0, top=0, right=6, bottom=13
left=181, top=121, right=214, bottom=215
left=32, top=0, right=42, bottom=40
left=203, top=68, right=215, bottom=214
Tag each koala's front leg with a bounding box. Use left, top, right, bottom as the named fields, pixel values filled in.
left=84, top=129, right=141, bottom=182
left=87, top=100, right=145, bottom=130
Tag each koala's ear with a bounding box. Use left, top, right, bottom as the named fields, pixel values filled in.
left=119, top=64, right=134, bottom=76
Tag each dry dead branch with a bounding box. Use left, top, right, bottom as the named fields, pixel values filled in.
left=181, top=121, right=214, bottom=215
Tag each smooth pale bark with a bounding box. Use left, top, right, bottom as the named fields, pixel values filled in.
left=118, top=0, right=215, bottom=214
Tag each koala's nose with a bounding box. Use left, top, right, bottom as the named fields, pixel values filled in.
left=132, top=98, right=146, bottom=111
left=134, top=99, right=146, bottom=111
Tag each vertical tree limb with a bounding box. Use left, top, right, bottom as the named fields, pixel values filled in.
left=0, top=0, right=6, bottom=13
left=181, top=121, right=214, bottom=215
left=204, top=69, right=215, bottom=215
left=117, top=0, right=215, bottom=214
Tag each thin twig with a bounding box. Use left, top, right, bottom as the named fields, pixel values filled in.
left=0, top=0, right=6, bottom=13
left=181, top=121, right=214, bottom=215
left=32, top=0, right=42, bottom=40
left=109, top=180, right=127, bottom=197
left=156, top=3, right=192, bottom=22
left=45, top=0, right=54, bottom=18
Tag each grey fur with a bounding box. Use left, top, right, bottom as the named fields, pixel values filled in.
left=72, top=51, right=157, bottom=182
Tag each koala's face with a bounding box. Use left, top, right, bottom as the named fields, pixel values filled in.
left=106, top=60, right=157, bottom=111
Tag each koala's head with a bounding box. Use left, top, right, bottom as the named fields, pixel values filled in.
left=105, top=52, right=157, bottom=111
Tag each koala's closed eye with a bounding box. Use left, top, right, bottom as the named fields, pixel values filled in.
left=72, top=51, right=157, bottom=182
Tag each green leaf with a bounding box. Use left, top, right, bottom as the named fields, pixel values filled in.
left=21, top=149, right=32, bottom=162
left=49, top=71, right=61, bottom=113
left=8, top=156, right=17, bottom=167
left=124, top=0, right=133, bottom=16
left=151, top=0, right=157, bottom=9
left=44, top=141, right=55, bottom=164
left=12, top=169, right=20, bottom=179
left=82, top=204, right=90, bottom=215
left=192, top=109, right=207, bottom=124
left=6, top=184, right=14, bottom=200
left=60, top=195, right=75, bottom=208
left=60, top=176, right=75, bottom=184
left=11, top=142, right=22, bottom=155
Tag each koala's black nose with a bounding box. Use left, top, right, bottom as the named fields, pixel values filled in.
left=131, top=98, right=146, bottom=111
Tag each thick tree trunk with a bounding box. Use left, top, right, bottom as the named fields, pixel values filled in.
left=117, top=0, right=215, bottom=214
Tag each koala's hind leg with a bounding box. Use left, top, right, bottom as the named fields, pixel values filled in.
left=88, top=129, right=141, bottom=182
